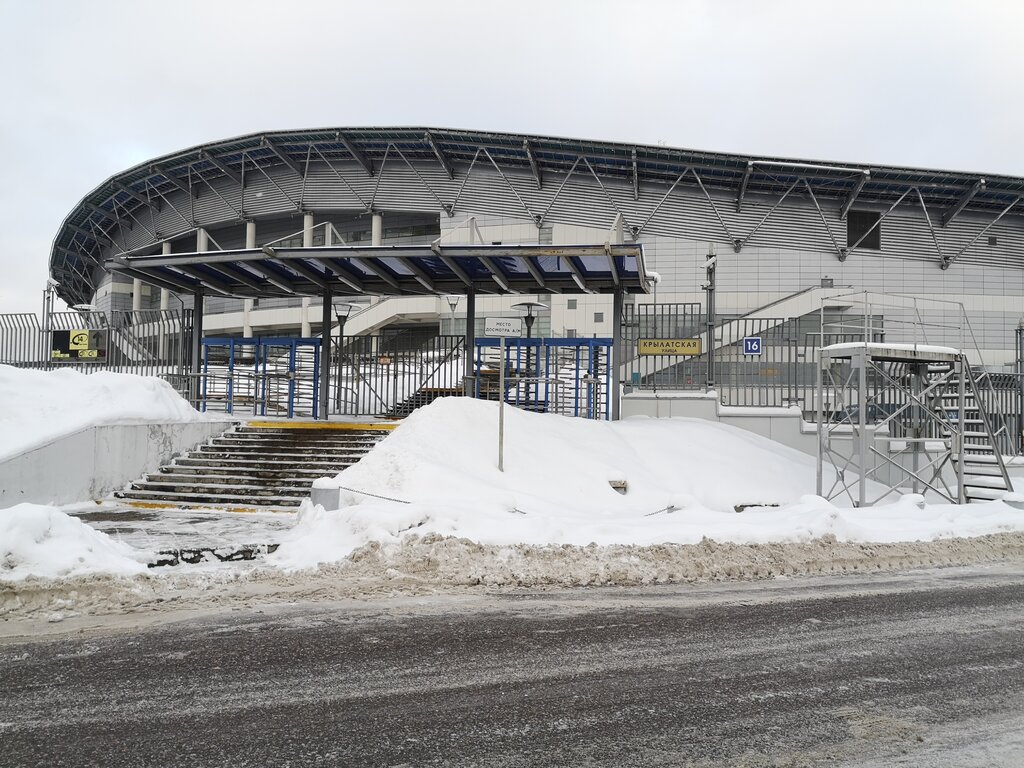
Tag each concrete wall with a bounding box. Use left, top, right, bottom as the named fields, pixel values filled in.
left=621, top=392, right=819, bottom=457
left=0, top=420, right=235, bottom=507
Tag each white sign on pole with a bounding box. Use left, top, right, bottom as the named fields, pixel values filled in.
left=485, top=317, right=523, bottom=337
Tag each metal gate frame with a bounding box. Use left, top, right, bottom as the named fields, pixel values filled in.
left=202, top=337, right=321, bottom=418
left=474, top=337, right=612, bottom=419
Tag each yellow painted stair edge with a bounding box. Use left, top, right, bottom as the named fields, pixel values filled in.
left=244, top=421, right=397, bottom=432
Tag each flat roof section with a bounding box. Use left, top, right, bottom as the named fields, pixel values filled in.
left=107, top=243, right=651, bottom=298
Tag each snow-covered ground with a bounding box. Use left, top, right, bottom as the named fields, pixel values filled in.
left=2, top=369, right=1024, bottom=622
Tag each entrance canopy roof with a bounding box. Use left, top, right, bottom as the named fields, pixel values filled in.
left=108, top=243, right=650, bottom=298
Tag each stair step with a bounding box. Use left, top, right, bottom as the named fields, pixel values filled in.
left=211, top=434, right=385, bottom=444
left=962, top=475, right=1012, bottom=489
left=132, top=480, right=313, bottom=496
left=233, top=427, right=390, bottom=436
left=160, top=466, right=336, bottom=479
left=959, top=465, right=1007, bottom=477
left=195, top=447, right=371, bottom=460
left=958, top=455, right=1000, bottom=465
left=114, top=489, right=303, bottom=508
left=174, top=456, right=355, bottom=470
left=963, top=487, right=1008, bottom=501
left=152, top=472, right=317, bottom=487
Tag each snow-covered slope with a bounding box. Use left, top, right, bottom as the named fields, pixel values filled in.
left=0, top=365, right=211, bottom=461
left=271, top=399, right=1024, bottom=568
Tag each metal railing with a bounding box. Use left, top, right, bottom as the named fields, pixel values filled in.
left=1, top=310, right=192, bottom=378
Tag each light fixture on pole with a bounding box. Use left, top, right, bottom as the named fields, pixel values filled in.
left=511, top=301, right=547, bottom=340
left=445, top=295, right=460, bottom=334
left=333, top=301, right=358, bottom=412
left=512, top=300, right=548, bottom=409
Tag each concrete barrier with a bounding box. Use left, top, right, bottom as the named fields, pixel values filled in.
left=0, top=420, right=237, bottom=507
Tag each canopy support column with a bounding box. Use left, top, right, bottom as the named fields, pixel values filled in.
left=190, top=289, right=204, bottom=408
left=319, top=288, right=332, bottom=420
left=464, top=288, right=476, bottom=397
left=612, top=288, right=624, bottom=420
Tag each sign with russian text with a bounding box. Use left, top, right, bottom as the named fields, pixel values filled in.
left=637, top=338, right=702, bottom=356
left=484, top=317, right=523, bottom=337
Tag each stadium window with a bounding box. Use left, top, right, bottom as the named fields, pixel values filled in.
left=847, top=210, right=881, bottom=250
left=566, top=328, right=577, bottom=337
left=567, top=299, right=577, bottom=310
left=988, top=236, right=998, bottom=246
left=594, top=312, right=604, bottom=323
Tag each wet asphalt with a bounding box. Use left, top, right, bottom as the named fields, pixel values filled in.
left=1, top=566, right=1022, bottom=767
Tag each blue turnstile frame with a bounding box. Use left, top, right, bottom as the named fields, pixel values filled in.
left=202, top=336, right=321, bottom=418
left=474, top=337, right=612, bottom=419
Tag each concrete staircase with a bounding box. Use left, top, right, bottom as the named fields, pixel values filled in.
left=114, top=422, right=394, bottom=510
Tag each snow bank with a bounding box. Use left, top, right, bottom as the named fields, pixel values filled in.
left=0, top=365, right=211, bottom=461
left=0, top=504, right=150, bottom=581
left=272, top=399, right=1024, bottom=569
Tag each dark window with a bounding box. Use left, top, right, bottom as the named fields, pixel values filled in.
left=847, top=210, right=881, bottom=250
left=566, top=328, right=577, bottom=337
left=594, top=312, right=604, bottom=323
left=567, top=299, right=577, bottom=310
left=988, top=235, right=998, bottom=246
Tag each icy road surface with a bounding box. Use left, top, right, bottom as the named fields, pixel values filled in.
left=1, top=565, right=1022, bottom=767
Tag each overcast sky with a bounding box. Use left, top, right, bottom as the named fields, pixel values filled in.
left=1, top=0, right=1021, bottom=315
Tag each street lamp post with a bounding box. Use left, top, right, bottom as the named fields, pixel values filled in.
left=703, top=245, right=717, bottom=390
left=334, top=302, right=357, bottom=413
left=512, top=301, right=548, bottom=410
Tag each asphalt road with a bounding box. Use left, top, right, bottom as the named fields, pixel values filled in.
left=1, top=565, right=1023, bottom=767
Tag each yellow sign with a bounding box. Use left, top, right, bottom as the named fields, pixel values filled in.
left=69, top=330, right=90, bottom=350
left=637, top=338, right=702, bottom=356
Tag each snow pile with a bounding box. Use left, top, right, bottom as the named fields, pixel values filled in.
left=270, top=399, right=1024, bottom=569
left=0, top=365, right=210, bottom=460
left=0, top=504, right=150, bottom=581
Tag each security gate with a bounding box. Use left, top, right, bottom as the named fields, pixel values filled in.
left=474, top=337, right=612, bottom=419
left=202, top=337, right=321, bottom=418
left=333, top=334, right=465, bottom=417
left=330, top=334, right=611, bottom=419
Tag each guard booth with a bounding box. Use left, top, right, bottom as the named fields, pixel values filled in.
left=109, top=242, right=651, bottom=420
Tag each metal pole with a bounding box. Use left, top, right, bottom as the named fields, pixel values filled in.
left=191, top=289, right=204, bottom=408
left=335, top=315, right=345, bottom=412
left=816, top=352, right=824, bottom=497
left=857, top=351, right=868, bottom=507
left=705, top=245, right=716, bottom=390
left=1017, top=320, right=1024, bottom=454
left=464, top=289, right=476, bottom=397
left=498, top=335, right=505, bottom=472
left=319, top=289, right=332, bottom=420
left=612, top=288, right=624, bottom=420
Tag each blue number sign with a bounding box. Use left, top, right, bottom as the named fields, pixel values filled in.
left=743, top=336, right=763, bottom=355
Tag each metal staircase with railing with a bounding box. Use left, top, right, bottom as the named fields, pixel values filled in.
left=940, top=367, right=1014, bottom=503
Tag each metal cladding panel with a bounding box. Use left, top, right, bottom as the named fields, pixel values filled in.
left=299, top=165, right=373, bottom=210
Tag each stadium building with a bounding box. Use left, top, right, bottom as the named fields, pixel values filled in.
left=42, top=127, right=1024, bottom=431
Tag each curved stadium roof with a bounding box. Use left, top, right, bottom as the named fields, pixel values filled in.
left=50, top=126, right=1024, bottom=306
